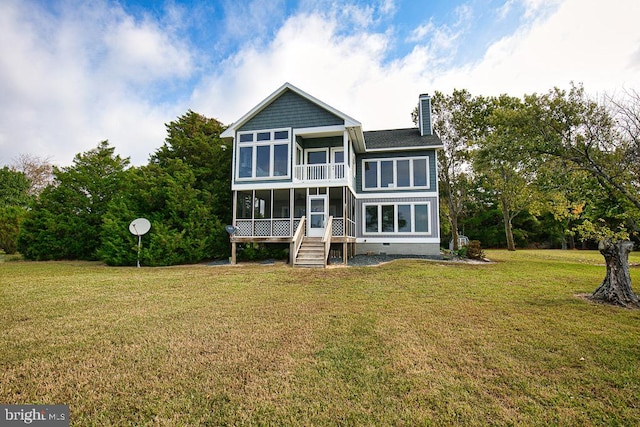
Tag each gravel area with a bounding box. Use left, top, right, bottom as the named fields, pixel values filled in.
left=207, top=254, right=447, bottom=267
left=332, top=254, right=444, bottom=266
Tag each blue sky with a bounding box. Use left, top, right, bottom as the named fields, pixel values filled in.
left=1, top=0, right=639, bottom=166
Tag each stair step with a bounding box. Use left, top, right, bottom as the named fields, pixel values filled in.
left=294, top=237, right=329, bottom=268
left=298, top=248, right=324, bottom=254
left=294, top=257, right=325, bottom=263
left=296, top=255, right=324, bottom=259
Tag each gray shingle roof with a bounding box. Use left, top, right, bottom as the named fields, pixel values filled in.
left=363, top=128, right=442, bottom=150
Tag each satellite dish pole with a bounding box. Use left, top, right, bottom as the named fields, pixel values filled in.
left=129, top=218, right=151, bottom=268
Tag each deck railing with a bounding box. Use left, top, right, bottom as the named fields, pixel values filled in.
left=322, top=216, right=333, bottom=267
left=294, top=163, right=347, bottom=182
left=235, top=217, right=355, bottom=239
left=291, top=216, right=306, bottom=263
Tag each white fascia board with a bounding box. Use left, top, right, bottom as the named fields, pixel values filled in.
left=356, top=237, right=441, bottom=244
left=356, top=191, right=438, bottom=200
left=348, top=126, right=366, bottom=153
left=221, top=127, right=235, bottom=139
left=365, top=145, right=444, bottom=152
left=232, top=181, right=294, bottom=191
left=294, top=125, right=346, bottom=138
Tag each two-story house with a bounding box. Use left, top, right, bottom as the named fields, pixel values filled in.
left=221, top=83, right=442, bottom=267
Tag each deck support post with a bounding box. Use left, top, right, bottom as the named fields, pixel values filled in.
left=231, top=241, right=237, bottom=265
left=343, top=242, right=348, bottom=265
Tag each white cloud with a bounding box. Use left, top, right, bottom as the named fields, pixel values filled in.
left=191, top=10, right=421, bottom=130
left=1, top=0, right=639, bottom=167
left=0, top=0, right=193, bottom=166
left=435, top=0, right=640, bottom=97
left=196, top=0, right=640, bottom=136
left=407, top=21, right=434, bottom=43
left=102, top=16, right=193, bottom=82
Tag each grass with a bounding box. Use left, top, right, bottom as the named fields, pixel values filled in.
left=1, top=250, right=639, bottom=426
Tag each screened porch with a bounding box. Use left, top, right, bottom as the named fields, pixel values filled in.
left=233, top=187, right=356, bottom=240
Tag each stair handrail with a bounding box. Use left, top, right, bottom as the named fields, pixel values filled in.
left=292, top=216, right=306, bottom=264
left=322, top=216, right=333, bottom=267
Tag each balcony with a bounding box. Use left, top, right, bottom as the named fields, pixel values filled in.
left=294, top=163, right=349, bottom=183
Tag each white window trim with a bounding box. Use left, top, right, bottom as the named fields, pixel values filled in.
left=330, top=147, right=344, bottom=163
left=236, top=128, right=291, bottom=180
left=362, top=202, right=431, bottom=235
left=362, top=156, right=430, bottom=191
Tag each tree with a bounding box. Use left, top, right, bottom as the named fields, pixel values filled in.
left=17, top=141, right=129, bottom=260
left=100, top=111, right=231, bottom=266
left=474, top=95, right=539, bottom=251
left=532, top=159, right=594, bottom=249
left=100, top=160, right=224, bottom=266
left=430, top=90, right=488, bottom=250
left=12, top=153, right=54, bottom=197
left=151, top=111, right=232, bottom=256
left=0, top=167, right=31, bottom=254
left=0, top=167, right=31, bottom=207
left=526, top=84, right=640, bottom=307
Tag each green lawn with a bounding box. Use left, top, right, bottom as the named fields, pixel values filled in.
left=1, top=250, right=639, bottom=426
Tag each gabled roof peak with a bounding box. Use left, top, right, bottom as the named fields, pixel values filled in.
left=221, top=83, right=362, bottom=139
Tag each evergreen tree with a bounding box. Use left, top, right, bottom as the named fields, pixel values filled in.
left=18, top=141, right=129, bottom=260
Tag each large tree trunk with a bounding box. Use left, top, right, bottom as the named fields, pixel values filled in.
left=450, top=213, right=459, bottom=251
left=500, top=198, right=516, bottom=251
left=591, top=240, right=640, bottom=308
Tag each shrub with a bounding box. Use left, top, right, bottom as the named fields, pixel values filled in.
left=467, top=240, right=485, bottom=260
left=455, top=245, right=468, bottom=258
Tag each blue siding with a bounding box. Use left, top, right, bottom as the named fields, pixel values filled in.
left=240, top=89, right=344, bottom=131
left=300, top=136, right=342, bottom=149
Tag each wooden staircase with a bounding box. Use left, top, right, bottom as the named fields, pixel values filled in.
left=294, top=237, right=326, bottom=268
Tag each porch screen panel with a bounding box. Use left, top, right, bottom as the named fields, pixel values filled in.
left=273, top=189, right=290, bottom=218
left=254, top=190, right=272, bottom=219
left=236, top=191, right=253, bottom=219
left=329, top=187, right=343, bottom=218
left=294, top=188, right=306, bottom=218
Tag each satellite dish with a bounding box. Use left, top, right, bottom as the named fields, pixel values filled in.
left=129, top=218, right=151, bottom=268
left=129, top=218, right=151, bottom=236
left=225, top=225, right=237, bottom=235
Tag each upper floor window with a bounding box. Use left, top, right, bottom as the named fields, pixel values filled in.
left=237, top=129, right=290, bottom=180
left=363, top=156, right=429, bottom=190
